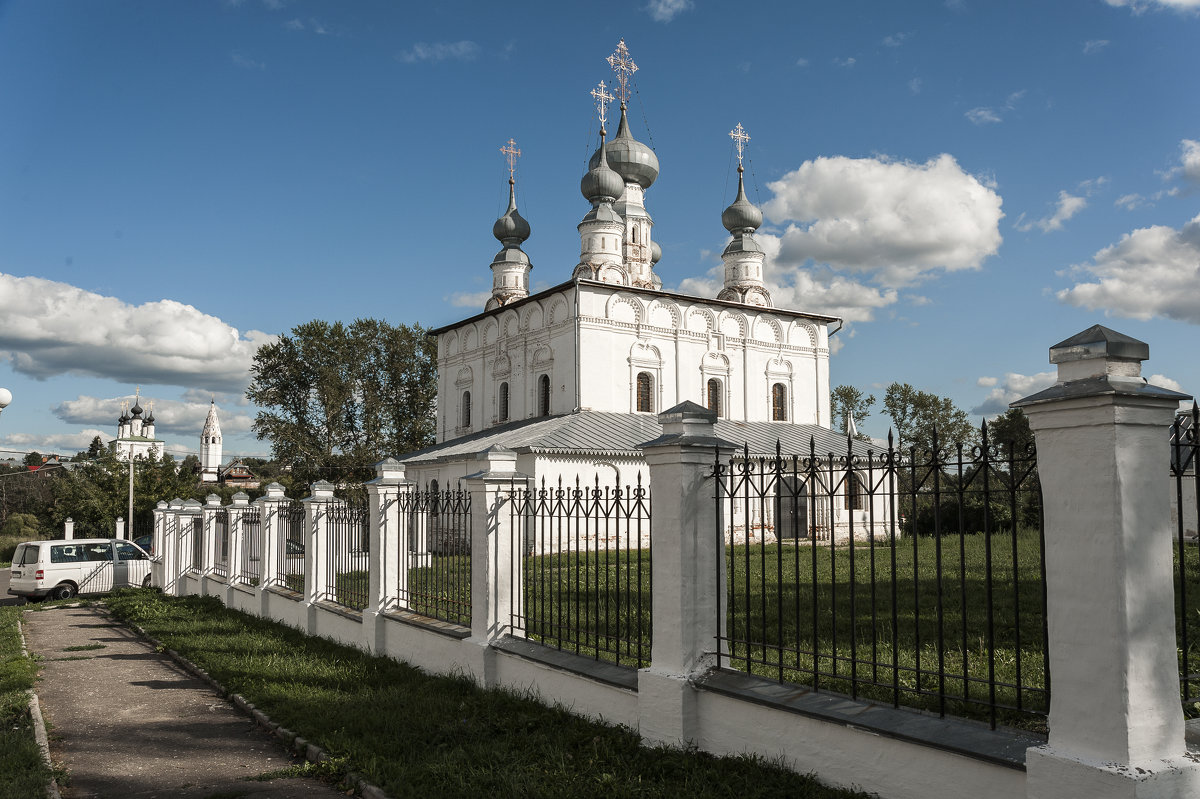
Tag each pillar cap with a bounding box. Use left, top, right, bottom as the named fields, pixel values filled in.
left=231, top=491, right=250, bottom=506
left=263, top=482, right=286, bottom=499
left=640, top=400, right=737, bottom=450
left=1013, top=324, right=1191, bottom=408
left=463, top=445, right=529, bottom=482
left=370, top=456, right=406, bottom=484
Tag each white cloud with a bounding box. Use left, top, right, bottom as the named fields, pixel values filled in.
left=0, top=429, right=108, bottom=456
left=1180, top=139, right=1200, bottom=183
left=908, top=77, right=922, bottom=94
left=1015, top=190, right=1087, bottom=233
left=1083, top=39, right=1110, bottom=54
left=397, top=41, right=479, bottom=64
left=1147, top=373, right=1186, bottom=392
left=448, top=290, right=493, bottom=308
left=883, top=32, right=911, bottom=47
left=0, top=273, right=274, bottom=391
left=762, top=153, right=1004, bottom=287
left=1057, top=213, right=1200, bottom=323
left=1104, top=0, right=1200, bottom=12
left=53, top=395, right=254, bottom=437
left=834, top=57, right=857, bottom=68
left=230, top=52, right=265, bottom=70
left=965, top=89, right=1025, bottom=125
left=966, top=107, right=1002, bottom=125
left=645, top=0, right=693, bottom=22
left=795, top=57, right=809, bottom=67
left=971, top=371, right=1056, bottom=415
left=282, top=18, right=303, bottom=31
left=1115, top=193, right=1146, bottom=210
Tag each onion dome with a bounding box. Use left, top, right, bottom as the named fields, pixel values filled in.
left=119, top=409, right=130, bottom=424
left=650, top=240, right=662, bottom=265
left=131, top=400, right=143, bottom=416
left=581, top=130, right=625, bottom=203
left=492, top=179, right=531, bottom=245
left=588, top=104, right=658, bottom=190
left=145, top=408, right=155, bottom=424
left=722, top=166, right=763, bottom=234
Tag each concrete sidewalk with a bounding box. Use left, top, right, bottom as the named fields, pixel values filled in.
left=22, top=605, right=351, bottom=799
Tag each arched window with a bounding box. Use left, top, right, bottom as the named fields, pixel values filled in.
left=461, top=391, right=471, bottom=428
left=632, top=226, right=639, bottom=244
left=498, top=382, right=510, bottom=423
left=538, top=374, right=551, bottom=417
left=636, top=372, right=653, bottom=413
left=706, top=378, right=722, bottom=416
left=844, top=472, right=865, bottom=511
left=771, top=383, right=787, bottom=421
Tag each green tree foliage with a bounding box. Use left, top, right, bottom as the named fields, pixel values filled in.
left=87, top=436, right=104, bottom=458
left=987, top=407, right=1035, bottom=461
left=246, top=319, right=437, bottom=488
left=882, top=382, right=977, bottom=452
left=830, top=385, right=875, bottom=440
left=22, top=451, right=42, bottom=468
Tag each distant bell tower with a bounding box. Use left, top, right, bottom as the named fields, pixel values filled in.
left=200, top=398, right=222, bottom=483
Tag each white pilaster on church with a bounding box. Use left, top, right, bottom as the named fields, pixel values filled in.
left=200, top=399, right=223, bottom=483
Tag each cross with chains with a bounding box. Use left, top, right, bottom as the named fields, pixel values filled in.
left=606, top=39, right=637, bottom=106
left=729, top=123, right=750, bottom=166
left=500, top=138, right=521, bottom=180
left=590, top=80, right=614, bottom=130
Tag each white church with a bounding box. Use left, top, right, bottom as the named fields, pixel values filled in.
left=395, top=41, right=879, bottom=543
left=111, top=389, right=163, bottom=462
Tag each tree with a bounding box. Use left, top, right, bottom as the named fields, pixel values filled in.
left=87, top=436, right=105, bottom=459
left=987, top=408, right=1034, bottom=461
left=23, top=451, right=42, bottom=468
left=246, top=319, right=437, bottom=488
left=830, top=385, right=875, bottom=440
left=882, top=382, right=976, bottom=453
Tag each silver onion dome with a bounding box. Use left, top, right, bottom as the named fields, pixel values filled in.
left=722, top=167, right=763, bottom=234
left=588, top=104, right=658, bottom=190
left=581, top=131, right=626, bottom=202
left=492, top=179, right=531, bottom=245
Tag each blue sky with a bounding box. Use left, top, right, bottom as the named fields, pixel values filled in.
left=1, top=0, right=1198, bottom=459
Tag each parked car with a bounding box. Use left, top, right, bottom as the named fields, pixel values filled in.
left=7, top=538, right=152, bottom=601
left=134, top=533, right=153, bottom=556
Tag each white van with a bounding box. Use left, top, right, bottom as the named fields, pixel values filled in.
left=8, top=538, right=151, bottom=601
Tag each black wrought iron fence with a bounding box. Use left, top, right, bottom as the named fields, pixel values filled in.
left=277, top=500, right=305, bottom=593
left=714, top=428, right=1048, bottom=732
left=238, top=507, right=262, bottom=587
left=396, top=486, right=472, bottom=626
left=212, top=509, right=230, bottom=579
left=322, top=500, right=368, bottom=610
left=1172, top=404, right=1200, bottom=713
left=511, top=475, right=651, bottom=669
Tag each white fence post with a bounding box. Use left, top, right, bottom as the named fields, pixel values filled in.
left=637, top=401, right=734, bottom=746
left=1014, top=326, right=1199, bottom=798
left=465, top=446, right=529, bottom=684
left=303, top=480, right=335, bottom=623
left=201, top=494, right=221, bottom=593
left=179, top=499, right=202, bottom=595
left=365, top=458, right=407, bottom=651
left=115, top=516, right=125, bottom=540
left=64, top=517, right=74, bottom=540
left=226, top=491, right=249, bottom=601
left=257, top=483, right=286, bottom=612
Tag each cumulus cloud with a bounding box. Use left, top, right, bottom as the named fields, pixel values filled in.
left=971, top=371, right=1056, bottom=415
left=1057, top=213, right=1200, bottom=323
left=762, top=154, right=1004, bottom=288
left=0, top=429, right=109, bottom=457
left=1180, top=139, right=1200, bottom=184
left=645, top=0, right=693, bottom=22
left=396, top=41, right=479, bottom=64
left=0, top=273, right=274, bottom=391
left=1104, top=0, right=1200, bottom=12
left=448, top=290, right=493, bottom=308
left=53, top=395, right=254, bottom=437
left=1015, top=190, right=1087, bottom=233
left=1115, top=193, right=1146, bottom=210
left=1083, top=39, right=1110, bottom=54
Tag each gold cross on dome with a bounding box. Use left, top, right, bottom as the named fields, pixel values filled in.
left=500, top=138, right=521, bottom=180
left=606, top=39, right=638, bottom=106
left=730, top=123, right=750, bottom=166
left=590, top=80, right=614, bottom=129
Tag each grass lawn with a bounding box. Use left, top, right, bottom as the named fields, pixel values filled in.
left=0, top=604, right=53, bottom=799
left=105, top=589, right=868, bottom=799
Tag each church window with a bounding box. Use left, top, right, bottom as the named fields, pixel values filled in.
left=771, top=383, right=787, bottom=421
left=844, top=472, right=865, bottom=511
left=636, top=372, right=653, bottom=413
left=538, top=374, right=551, bottom=417
left=499, top=382, right=510, bottom=423
left=461, top=391, right=471, bottom=428
left=632, top=226, right=639, bottom=244
left=707, top=378, right=722, bottom=416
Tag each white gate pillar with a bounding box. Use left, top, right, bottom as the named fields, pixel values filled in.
left=365, top=459, right=409, bottom=651
left=1015, top=325, right=1199, bottom=798
left=637, top=401, right=734, bottom=747
left=256, top=483, right=286, bottom=614
left=226, top=491, right=250, bottom=603
left=303, top=480, right=336, bottom=628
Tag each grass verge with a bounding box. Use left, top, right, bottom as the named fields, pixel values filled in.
left=105, top=589, right=868, bottom=799
left=0, top=605, right=52, bottom=799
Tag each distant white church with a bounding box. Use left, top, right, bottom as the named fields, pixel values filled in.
left=112, top=389, right=163, bottom=462
left=200, top=399, right=222, bottom=483
left=396, top=41, right=877, bottom=542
